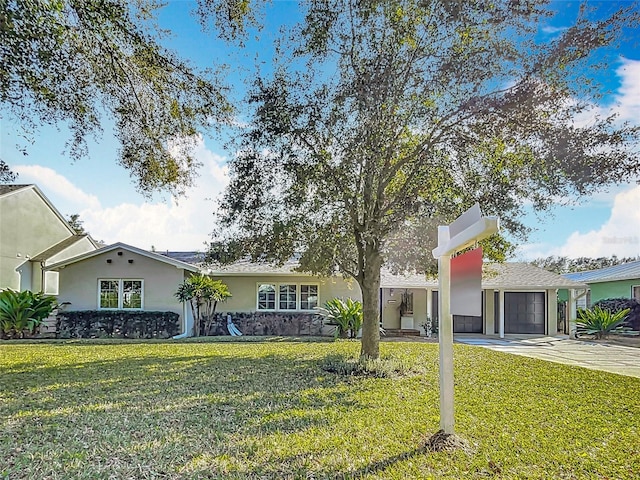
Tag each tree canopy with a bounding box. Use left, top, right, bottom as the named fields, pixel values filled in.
left=212, top=0, right=640, bottom=359
left=531, top=255, right=640, bottom=274
left=0, top=0, right=245, bottom=195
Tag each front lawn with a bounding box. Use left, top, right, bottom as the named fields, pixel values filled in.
left=1, top=339, right=639, bottom=479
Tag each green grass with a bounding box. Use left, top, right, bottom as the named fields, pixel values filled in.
left=1, top=338, right=639, bottom=479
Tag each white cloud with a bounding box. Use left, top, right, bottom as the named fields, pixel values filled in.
left=14, top=165, right=101, bottom=211
left=557, top=185, right=640, bottom=258
left=16, top=137, right=229, bottom=252
left=613, top=57, right=640, bottom=122
left=541, top=25, right=568, bottom=35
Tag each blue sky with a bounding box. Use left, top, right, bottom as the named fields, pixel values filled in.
left=1, top=1, right=639, bottom=258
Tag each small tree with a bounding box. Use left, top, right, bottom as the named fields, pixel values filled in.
left=175, top=274, right=231, bottom=336
left=66, top=214, right=86, bottom=235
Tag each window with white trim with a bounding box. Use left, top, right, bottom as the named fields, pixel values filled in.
left=633, top=285, right=640, bottom=302
left=99, top=279, right=143, bottom=309
left=256, top=283, right=319, bottom=311
left=279, top=284, right=297, bottom=310
left=300, top=284, right=318, bottom=310
left=257, top=284, right=276, bottom=310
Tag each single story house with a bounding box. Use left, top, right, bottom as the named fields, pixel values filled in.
left=563, top=260, right=640, bottom=306
left=45, top=243, right=587, bottom=338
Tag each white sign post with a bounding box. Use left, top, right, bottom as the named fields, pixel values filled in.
left=432, top=204, right=499, bottom=434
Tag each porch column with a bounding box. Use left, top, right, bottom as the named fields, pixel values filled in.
left=547, top=289, right=558, bottom=336
left=484, top=289, right=495, bottom=335
left=568, top=289, right=578, bottom=339
left=425, top=288, right=432, bottom=336
left=499, top=289, right=505, bottom=338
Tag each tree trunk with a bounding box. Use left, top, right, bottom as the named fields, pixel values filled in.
left=359, top=246, right=383, bottom=360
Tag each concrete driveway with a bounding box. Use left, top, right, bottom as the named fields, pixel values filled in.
left=455, top=335, right=640, bottom=378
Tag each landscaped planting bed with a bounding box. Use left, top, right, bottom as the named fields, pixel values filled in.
left=1, top=338, right=638, bottom=479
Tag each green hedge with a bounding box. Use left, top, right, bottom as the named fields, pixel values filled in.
left=56, top=310, right=180, bottom=339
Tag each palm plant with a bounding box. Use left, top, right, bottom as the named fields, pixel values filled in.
left=316, top=298, right=363, bottom=339
left=576, top=306, right=630, bottom=339
left=175, top=275, right=231, bottom=336
left=0, top=289, right=58, bottom=338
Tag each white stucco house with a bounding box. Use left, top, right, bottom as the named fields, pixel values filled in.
left=2, top=183, right=587, bottom=339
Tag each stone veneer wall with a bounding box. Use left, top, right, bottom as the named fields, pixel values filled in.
left=206, top=311, right=327, bottom=336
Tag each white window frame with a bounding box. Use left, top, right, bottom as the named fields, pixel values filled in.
left=300, top=284, right=319, bottom=311
left=98, top=279, right=144, bottom=310
left=256, top=282, right=320, bottom=311
left=257, top=283, right=277, bottom=311
left=632, top=285, right=640, bottom=302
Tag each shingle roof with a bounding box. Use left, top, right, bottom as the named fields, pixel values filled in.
left=178, top=254, right=586, bottom=289
left=563, top=260, right=640, bottom=284
left=205, top=257, right=310, bottom=276
left=482, top=263, right=587, bottom=289
left=0, top=184, right=32, bottom=196
left=381, top=263, right=587, bottom=289
left=31, top=235, right=94, bottom=262
left=161, top=251, right=206, bottom=265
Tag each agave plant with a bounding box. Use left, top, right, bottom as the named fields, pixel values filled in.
left=315, top=297, right=363, bottom=339
left=576, top=306, right=630, bottom=340
left=0, top=289, right=58, bottom=338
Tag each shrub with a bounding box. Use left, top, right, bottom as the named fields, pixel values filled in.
left=576, top=305, right=630, bottom=339
left=593, top=297, right=640, bottom=331
left=0, top=289, right=58, bottom=339
left=315, top=298, right=363, bottom=338
left=56, top=310, right=180, bottom=339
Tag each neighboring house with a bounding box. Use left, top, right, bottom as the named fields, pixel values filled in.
left=380, top=263, right=587, bottom=336
left=45, top=243, right=201, bottom=336
left=0, top=184, right=99, bottom=294
left=563, top=260, right=640, bottom=306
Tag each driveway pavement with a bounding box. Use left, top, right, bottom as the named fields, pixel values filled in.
left=455, top=335, right=640, bottom=378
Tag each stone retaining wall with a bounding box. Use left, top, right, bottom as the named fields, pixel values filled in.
left=206, top=311, right=329, bottom=336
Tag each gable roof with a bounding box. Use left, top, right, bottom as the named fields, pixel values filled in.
left=31, top=235, right=100, bottom=262
left=563, top=260, right=640, bottom=284
left=0, top=184, right=76, bottom=236
left=204, top=257, right=312, bottom=276
left=0, top=184, right=31, bottom=196
left=45, top=242, right=200, bottom=272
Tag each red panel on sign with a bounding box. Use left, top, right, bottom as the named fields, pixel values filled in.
left=451, top=247, right=483, bottom=317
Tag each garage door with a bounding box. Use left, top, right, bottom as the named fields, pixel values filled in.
left=432, top=291, right=483, bottom=333
left=504, top=292, right=545, bottom=334
left=453, top=315, right=483, bottom=333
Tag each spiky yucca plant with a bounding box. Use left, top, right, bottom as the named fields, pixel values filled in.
left=316, top=298, right=363, bottom=339
left=576, top=306, right=630, bottom=339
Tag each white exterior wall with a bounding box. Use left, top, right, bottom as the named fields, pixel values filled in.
left=215, top=274, right=360, bottom=312
left=57, top=248, right=188, bottom=317
left=0, top=188, right=72, bottom=291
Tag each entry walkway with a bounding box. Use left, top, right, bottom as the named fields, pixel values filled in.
left=455, top=335, right=640, bottom=378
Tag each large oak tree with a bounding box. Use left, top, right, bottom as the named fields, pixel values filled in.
left=0, top=0, right=255, bottom=195
left=213, top=0, right=640, bottom=359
